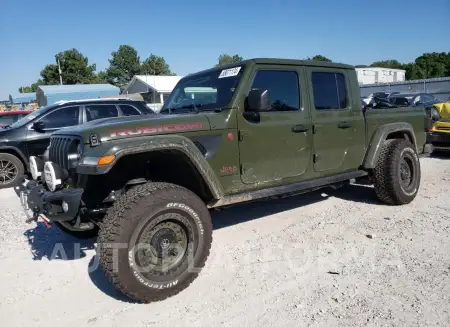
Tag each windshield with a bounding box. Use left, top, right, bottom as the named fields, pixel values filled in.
left=160, top=65, right=245, bottom=114
left=8, top=106, right=50, bottom=129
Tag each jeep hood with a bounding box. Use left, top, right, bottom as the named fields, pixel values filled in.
left=53, top=114, right=211, bottom=142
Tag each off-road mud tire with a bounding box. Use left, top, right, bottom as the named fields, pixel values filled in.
left=373, top=139, right=421, bottom=205
left=97, top=182, right=213, bottom=303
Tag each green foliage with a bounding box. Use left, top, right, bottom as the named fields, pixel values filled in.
left=216, top=54, right=243, bottom=67
left=19, top=79, right=43, bottom=93
left=370, top=59, right=404, bottom=69
left=91, top=71, right=108, bottom=84
left=20, top=45, right=176, bottom=94
left=40, top=48, right=97, bottom=85
left=311, top=55, right=332, bottom=62
left=105, top=45, right=142, bottom=89
left=141, top=54, right=175, bottom=75
left=18, top=49, right=450, bottom=95
left=367, top=52, right=450, bottom=80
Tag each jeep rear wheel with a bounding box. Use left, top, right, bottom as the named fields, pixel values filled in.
left=97, top=182, right=213, bottom=303
left=373, top=138, right=421, bottom=205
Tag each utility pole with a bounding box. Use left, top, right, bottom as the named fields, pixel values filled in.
left=57, top=57, right=63, bottom=85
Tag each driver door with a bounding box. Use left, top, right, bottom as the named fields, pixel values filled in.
left=26, top=106, right=81, bottom=158
left=237, top=66, right=312, bottom=185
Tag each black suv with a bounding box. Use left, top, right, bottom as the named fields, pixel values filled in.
left=0, top=98, right=154, bottom=189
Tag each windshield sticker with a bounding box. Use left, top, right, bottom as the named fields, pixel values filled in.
left=218, top=67, right=241, bottom=79
left=110, top=122, right=204, bottom=138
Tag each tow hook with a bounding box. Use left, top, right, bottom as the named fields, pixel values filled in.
left=39, top=215, right=52, bottom=228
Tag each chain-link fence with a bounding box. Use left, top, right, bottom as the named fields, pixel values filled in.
left=360, top=76, right=450, bottom=102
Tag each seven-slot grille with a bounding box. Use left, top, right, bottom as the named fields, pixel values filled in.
left=49, top=136, right=82, bottom=171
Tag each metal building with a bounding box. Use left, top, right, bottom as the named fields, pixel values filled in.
left=356, top=67, right=406, bottom=85
left=36, top=84, right=120, bottom=107
left=8, top=92, right=36, bottom=104
left=123, top=75, right=183, bottom=104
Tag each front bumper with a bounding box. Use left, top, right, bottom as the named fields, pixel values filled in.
left=426, top=131, right=450, bottom=150
left=16, top=180, right=83, bottom=223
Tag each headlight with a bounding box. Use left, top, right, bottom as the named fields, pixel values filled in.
left=430, top=107, right=440, bottom=121
left=67, top=142, right=83, bottom=166
left=29, top=156, right=44, bottom=180
left=43, top=162, right=63, bottom=192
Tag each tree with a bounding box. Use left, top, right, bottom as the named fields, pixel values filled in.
left=18, top=79, right=43, bottom=93
left=141, top=54, right=175, bottom=75
left=414, top=52, right=448, bottom=79
left=106, top=45, right=141, bottom=89
left=39, top=48, right=97, bottom=85
left=403, top=63, right=421, bottom=80
left=366, top=52, right=450, bottom=80
left=370, top=59, right=404, bottom=69
left=311, top=55, right=332, bottom=62
left=91, top=71, right=108, bottom=84
left=216, top=54, right=243, bottom=67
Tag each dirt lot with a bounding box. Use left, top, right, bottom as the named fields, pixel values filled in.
left=0, top=155, right=449, bottom=327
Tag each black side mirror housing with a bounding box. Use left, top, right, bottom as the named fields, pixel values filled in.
left=246, top=89, right=271, bottom=112
left=32, top=121, right=45, bottom=132
left=362, top=102, right=368, bottom=112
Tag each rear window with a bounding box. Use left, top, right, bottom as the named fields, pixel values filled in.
left=311, top=72, right=348, bottom=110
left=119, top=105, right=140, bottom=116
left=85, top=104, right=119, bottom=122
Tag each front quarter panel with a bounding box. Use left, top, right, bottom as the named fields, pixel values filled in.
left=77, top=134, right=225, bottom=199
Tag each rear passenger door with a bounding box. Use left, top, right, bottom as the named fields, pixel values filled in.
left=83, top=104, right=119, bottom=122
left=305, top=68, right=358, bottom=172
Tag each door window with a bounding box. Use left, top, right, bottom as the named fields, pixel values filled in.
left=311, top=72, right=348, bottom=110
left=39, top=106, right=80, bottom=129
left=0, top=115, right=19, bottom=125
left=119, top=105, right=140, bottom=116
left=250, top=70, right=300, bottom=111
left=85, top=104, right=119, bottom=122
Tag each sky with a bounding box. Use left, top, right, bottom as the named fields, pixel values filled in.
left=0, top=0, right=449, bottom=100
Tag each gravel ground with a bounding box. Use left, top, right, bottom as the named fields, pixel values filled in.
left=0, top=155, right=449, bottom=327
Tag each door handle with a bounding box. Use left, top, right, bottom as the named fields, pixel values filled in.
left=291, top=124, right=308, bottom=133
left=338, top=121, right=352, bottom=129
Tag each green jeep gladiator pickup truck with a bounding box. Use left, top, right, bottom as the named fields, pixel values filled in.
left=18, top=58, right=429, bottom=303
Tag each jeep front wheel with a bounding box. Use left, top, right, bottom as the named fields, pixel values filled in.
left=97, top=182, right=213, bottom=303
left=373, top=138, right=421, bottom=205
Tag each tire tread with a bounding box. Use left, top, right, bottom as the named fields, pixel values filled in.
left=97, top=182, right=212, bottom=303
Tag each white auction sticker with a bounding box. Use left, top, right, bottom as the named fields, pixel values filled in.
left=218, top=66, right=241, bottom=78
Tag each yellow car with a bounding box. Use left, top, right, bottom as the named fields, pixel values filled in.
left=427, top=102, right=450, bottom=151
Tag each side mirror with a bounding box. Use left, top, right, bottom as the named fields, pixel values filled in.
left=32, top=121, right=46, bottom=132
left=362, top=102, right=368, bottom=112
left=246, top=89, right=271, bottom=112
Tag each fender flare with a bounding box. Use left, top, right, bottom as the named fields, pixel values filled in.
left=77, top=135, right=225, bottom=200
left=0, top=146, right=29, bottom=168
left=362, top=122, right=417, bottom=169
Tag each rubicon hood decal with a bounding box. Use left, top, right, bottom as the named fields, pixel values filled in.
left=50, top=114, right=211, bottom=141
left=110, top=122, right=204, bottom=138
